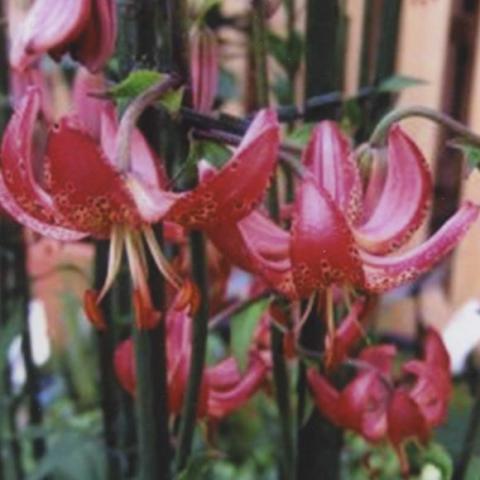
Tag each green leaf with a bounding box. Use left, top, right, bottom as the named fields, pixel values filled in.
left=177, top=453, right=218, bottom=480
left=465, top=456, right=480, bottom=480
left=109, top=70, right=164, bottom=98
left=377, top=74, right=427, bottom=93
left=286, top=123, right=315, bottom=147
left=108, top=70, right=184, bottom=114
left=450, top=141, right=480, bottom=170
left=267, top=30, right=303, bottom=74
left=231, top=299, right=269, bottom=372
left=420, top=442, right=453, bottom=480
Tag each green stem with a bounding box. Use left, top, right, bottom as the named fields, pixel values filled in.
left=251, top=0, right=270, bottom=108
left=175, top=231, right=210, bottom=473
left=369, top=106, right=480, bottom=148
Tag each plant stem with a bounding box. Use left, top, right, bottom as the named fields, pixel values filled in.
left=116, top=74, right=182, bottom=170
left=370, top=106, right=480, bottom=148
left=453, top=380, right=480, bottom=479
left=175, top=230, right=210, bottom=472
left=251, top=0, right=270, bottom=108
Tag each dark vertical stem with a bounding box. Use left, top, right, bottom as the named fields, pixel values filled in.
left=166, top=0, right=190, bottom=79
left=94, top=241, right=124, bottom=480
left=297, top=302, right=342, bottom=480
left=453, top=381, right=480, bottom=480
left=305, top=0, right=339, bottom=119
left=175, top=231, right=209, bottom=472
left=251, top=0, right=270, bottom=108
left=118, top=2, right=172, bottom=479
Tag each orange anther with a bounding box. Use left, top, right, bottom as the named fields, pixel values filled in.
left=132, top=289, right=162, bottom=330
left=84, top=289, right=107, bottom=330
left=175, top=279, right=201, bottom=316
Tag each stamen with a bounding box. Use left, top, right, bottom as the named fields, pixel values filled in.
left=132, top=289, right=161, bottom=329
left=97, top=225, right=125, bottom=301
left=295, top=293, right=316, bottom=337
left=175, top=279, right=201, bottom=316
left=84, top=289, right=107, bottom=330
left=326, top=287, right=335, bottom=340
left=143, top=226, right=183, bottom=289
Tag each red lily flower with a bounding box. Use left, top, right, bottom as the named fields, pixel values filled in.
left=307, top=327, right=451, bottom=474
left=206, top=121, right=479, bottom=302
left=10, top=0, right=117, bottom=73
left=0, top=87, right=279, bottom=328
left=291, top=121, right=479, bottom=297
left=114, top=295, right=269, bottom=419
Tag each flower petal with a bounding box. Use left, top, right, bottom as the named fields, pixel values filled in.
left=114, top=338, right=136, bottom=396
left=1, top=87, right=59, bottom=224
left=303, top=121, right=362, bottom=222
left=354, top=125, right=432, bottom=254
left=359, top=344, right=397, bottom=376
left=167, top=109, right=279, bottom=228
left=10, top=0, right=91, bottom=71
left=291, top=178, right=364, bottom=298
left=45, top=117, right=141, bottom=236
left=71, top=0, right=117, bottom=72
left=361, top=201, right=480, bottom=293
left=307, top=368, right=341, bottom=423
left=0, top=170, right=87, bottom=241
left=422, top=327, right=450, bottom=370
left=207, top=354, right=268, bottom=419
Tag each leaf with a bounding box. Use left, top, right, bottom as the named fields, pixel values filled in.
left=108, top=70, right=184, bottom=114
left=109, top=70, right=164, bottom=98
left=286, top=123, right=315, bottom=147
left=231, top=299, right=269, bottom=372
left=450, top=141, right=480, bottom=170
left=465, top=456, right=480, bottom=480
left=377, top=74, right=427, bottom=93
left=420, top=442, right=453, bottom=480
left=267, top=30, right=303, bottom=74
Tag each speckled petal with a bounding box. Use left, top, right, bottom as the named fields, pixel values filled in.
left=291, top=178, right=364, bottom=298
left=166, top=109, right=279, bottom=228
left=45, top=117, right=141, bottom=236
left=303, top=121, right=362, bottom=222
left=361, top=201, right=480, bottom=293
left=354, top=126, right=432, bottom=254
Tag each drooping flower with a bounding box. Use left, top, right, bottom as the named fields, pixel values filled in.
left=205, top=121, right=479, bottom=303
left=307, top=327, right=451, bottom=474
left=10, top=0, right=117, bottom=73
left=0, top=87, right=279, bottom=328
left=114, top=294, right=269, bottom=419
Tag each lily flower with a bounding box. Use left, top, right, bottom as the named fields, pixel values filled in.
left=307, top=327, right=451, bottom=474
left=114, top=294, right=269, bottom=419
left=0, top=87, right=279, bottom=328
left=10, top=0, right=117, bottom=73
left=206, top=121, right=479, bottom=304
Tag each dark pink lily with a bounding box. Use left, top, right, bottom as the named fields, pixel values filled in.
left=206, top=121, right=479, bottom=303
left=10, top=0, right=117, bottom=73
left=114, top=294, right=269, bottom=419
left=307, top=327, right=451, bottom=474
left=0, top=87, right=279, bottom=328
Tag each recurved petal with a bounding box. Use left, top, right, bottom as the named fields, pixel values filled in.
left=207, top=354, right=268, bottom=419
left=10, top=0, right=91, bottom=71
left=387, top=389, right=429, bottom=446
left=0, top=87, right=74, bottom=228
left=72, top=0, right=117, bottom=72
left=291, top=178, right=364, bottom=298
left=166, top=109, right=279, bottom=228
left=205, top=357, right=242, bottom=391
left=307, top=368, right=342, bottom=424
left=0, top=170, right=87, bottom=241
left=361, top=201, right=480, bottom=293
left=303, top=121, right=362, bottom=222
left=423, top=326, right=450, bottom=370
left=45, top=117, right=141, bottom=236
left=354, top=125, right=432, bottom=254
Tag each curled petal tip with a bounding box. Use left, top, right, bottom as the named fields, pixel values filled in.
left=174, top=280, right=201, bottom=316
left=132, top=289, right=162, bottom=330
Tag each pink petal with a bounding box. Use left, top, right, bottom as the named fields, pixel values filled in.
left=291, top=178, right=364, bottom=298
left=10, top=0, right=91, bottom=71
left=0, top=170, right=87, bottom=241
left=71, top=0, right=117, bottom=72
left=166, top=109, right=279, bottom=228
left=207, top=354, right=268, bottom=419
left=362, top=201, right=480, bottom=293
left=1, top=88, right=64, bottom=224
left=359, top=344, right=397, bottom=376
left=354, top=125, right=432, bottom=254
left=303, top=121, right=362, bottom=222
left=190, top=27, right=219, bottom=113
left=307, top=368, right=341, bottom=423
left=422, top=326, right=450, bottom=370
left=114, top=338, right=136, bottom=396
left=205, top=357, right=242, bottom=391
